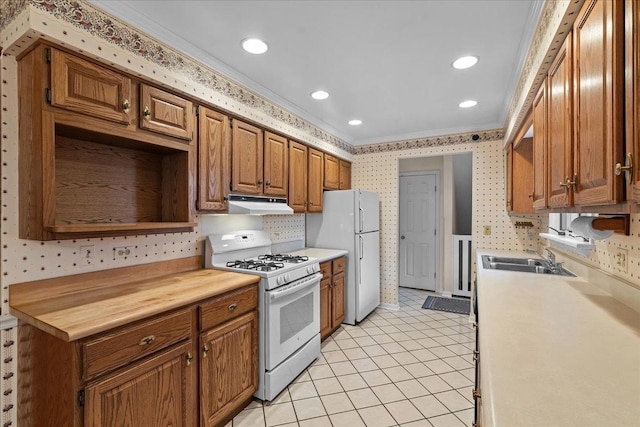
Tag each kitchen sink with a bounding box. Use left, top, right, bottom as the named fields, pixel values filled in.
left=481, top=255, right=575, bottom=277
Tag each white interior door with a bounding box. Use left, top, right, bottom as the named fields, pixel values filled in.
left=399, top=173, right=438, bottom=290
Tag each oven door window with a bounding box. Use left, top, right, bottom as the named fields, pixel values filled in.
left=265, top=278, right=320, bottom=370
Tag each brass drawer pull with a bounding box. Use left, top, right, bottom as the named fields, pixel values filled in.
left=186, top=352, right=193, bottom=366
left=138, top=335, right=155, bottom=346
left=203, top=344, right=209, bottom=358
left=122, top=99, right=130, bottom=114
left=143, top=105, right=151, bottom=118
left=228, top=303, right=238, bottom=312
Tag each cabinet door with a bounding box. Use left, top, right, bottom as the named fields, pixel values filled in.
left=339, top=160, right=352, bottom=189
left=264, top=132, right=288, bottom=197
left=320, top=277, right=332, bottom=340
left=547, top=34, right=573, bottom=208
left=85, top=341, right=195, bottom=427
left=324, top=154, right=340, bottom=189
left=307, top=148, right=324, bottom=212
left=512, top=138, right=535, bottom=213
left=198, top=107, right=230, bottom=211
left=140, top=84, right=194, bottom=141
left=626, top=0, right=640, bottom=201
left=506, top=146, right=513, bottom=212
left=232, top=120, right=264, bottom=194
left=331, top=272, right=346, bottom=328
left=289, top=141, right=308, bottom=212
left=200, top=311, right=258, bottom=427
left=532, top=83, right=548, bottom=209
left=573, top=0, right=624, bottom=206
left=50, top=48, right=132, bottom=124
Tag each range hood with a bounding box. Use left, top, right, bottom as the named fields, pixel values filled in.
left=227, top=194, right=294, bottom=215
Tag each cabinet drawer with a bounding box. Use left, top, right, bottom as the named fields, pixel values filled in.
left=83, top=309, right=192, bottom=380
left=200, top=284, right=258, bottom=331
left=140, top=84, right=194, bottom=141
left=319, top=261, right=332, bottom=278
left=332, top=257, right=346, bottom=274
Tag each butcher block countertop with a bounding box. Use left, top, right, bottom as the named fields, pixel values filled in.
left=290, top=248, right=348, bottom=263
left=9, top=256, right=259, bottom=342
left=476, top=250, right=640, bottom=427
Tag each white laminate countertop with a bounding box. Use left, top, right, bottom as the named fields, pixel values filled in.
left=476, top=249, right=640, bottom=427
left=290, top=248, right=348, bottom=263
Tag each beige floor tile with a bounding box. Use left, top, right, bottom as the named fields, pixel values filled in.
left=343, top=347, right=370, bottom=360
left=418, top=375, right=453, bottom=393
left=363, top=326, right=385, bottom=335
left=429, top=347, right=457, bottom=359
left=371, top=383, right=406, bottom=403
left=423, top=359, right=455, bottom=374
left=311, top=354, right=327, bottom=366
left=432, top=390, right=473, bottom=412
left=264, top=402, right=297, bottom=426
left=353, top=336, right=378, bottom=347
left=382, top=342, right=408, bottom=354
left=330, top=360, right=358, bottom=376
left=371, top=354, right=400, bottom=369
left=404, top=330, right=428, bottom=340
left=292, top=371, right=312, bottom=384
left=395, top=323, right=417, bottom=332
left=323, top=350, right=348, bottom=363
left=388, top=331, right=413, bottom=342
left=329, top=410, right=366, bottom=427
left=308, top=364, right=335, bottom=380
left=440, top=356, right=473, bottom=371
left=298, top=416, right=331, bottom=427
left=320, top=391, right=356, bottom=414
left=458, top=367, right=475, bottom=381
left=453, top=408, right=474, bottom=425
left=403, top=362, right=435, bottom=378
left=385, top=399, right=425, bottom=424
left=444, top=344, right=472, bottom=356
left=360, top=369, right=392, bottom=387
left=395, top=379, right=430, bottom=398
left=391, top=351, right=421, bottom=365
left=410, top=348, right=439, bottom=362
left=347, top=328, right=370, bottom=338
left=347, top=387, right=382, bottom=409
left=457, top=386, right=474, bottom=403
left=351, top=357, right=380, bottom=373
left=337, top=338, right=361, bottom=350
left=438, top=371, right=473, bottom=389
left=246, top=399, right=264, bottom=409
left=271, top=388, right=292, bottom=404
left=337, top=373, right=369, bottom=391
left=399, top=340, right=425, bottom=351
left=379, top=325, right=401, bottom=333
left=332, top=328, right=351, bottom=341
left=373, top=334, right=396, bottom=345
left=233, top=407, right=265, bottom=427
left=313, top=377, right=343, bottom=395
left=427, top=413, right=466, bottom=427
left=382, top=366, right=413, bottom=382
left=411, top=395, right=450, bottom=419
left=357, top=404, right=398, bottom=427
left=292, top=396, right=327, bottom=420
left=432, top=336, right=458, bottom=346
left=321, top=339, right=340, bottom=352
left=289, top=380, right=318, bottom=400
left=400, top=419, right=434, bottom=427
left=362, top=344, right=388, bottom=357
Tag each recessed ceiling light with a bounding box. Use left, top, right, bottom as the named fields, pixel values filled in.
left=459, top=100, right=478, bottom=108
left=348, top=119, right=363, bottom=126
left=311, top=90, right=329, bottom=100
left=242, top=38, right=268, bottom=54
left=452, top=56, right=479, bottom=70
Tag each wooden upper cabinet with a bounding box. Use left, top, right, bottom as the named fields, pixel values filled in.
left=50, top=48, right=132, bottom=124
left=572, top=0, right=624, bottom=206
left=532, top=83, right=548, bottom=209
left=198, top=107, right=230, bottom=211
left=232, top=120, right=264, bottom=194
left=264, top=132, right=288, bottom=197
left=547, top=33, right=573, bottom=208
left=307, top=147, right=324, bottom=212
left=288, top=141, right=308, bottom=212
left=324, top=154, right=340, bottom=189
left=140, top=84, right=194, bottom=141
left=625, top=0, right=640, bottom=202
left=506, top=146, right=513, bottom=211
left=339, top=160, right=352, bottom=189
left=512, top=138, right=535, bottom=213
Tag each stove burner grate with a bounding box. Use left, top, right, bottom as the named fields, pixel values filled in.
left=226, top=260, right=285, bottom=271
left=258, top=254, right=309, bottom=263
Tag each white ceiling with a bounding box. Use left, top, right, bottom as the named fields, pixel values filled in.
left=91, top=1, right=542, bottom=146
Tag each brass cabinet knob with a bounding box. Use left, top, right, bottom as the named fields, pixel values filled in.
left=257, top=179, right=263, bottom=185
left=615, top=153, right=634, bottom=184
left=143, top=105, right=151, bottom=119
left=228, top=303, right=238, bottom=312
left=122, top=99, right=130, bottom=114
left=138, top=335, right=155, bottom=346
left=186, top=352, right=193, bottom=366
left=527, top=192, right=534, bottom=199
left=203, top=344, right=209, bottom=358
left=265, top=181, right=271, bottom=187
left=567, top=175, right=578, bottom=193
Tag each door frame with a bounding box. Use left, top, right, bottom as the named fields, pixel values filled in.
left=397, top=171, right=441, bottom=292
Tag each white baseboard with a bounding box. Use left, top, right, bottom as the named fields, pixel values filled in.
left=378, top=303, right=400, bottom=311
left=439, top=291, right=453, bottom=298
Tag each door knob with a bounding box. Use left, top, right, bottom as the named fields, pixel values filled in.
left=401, top=235, right=405, bottom=240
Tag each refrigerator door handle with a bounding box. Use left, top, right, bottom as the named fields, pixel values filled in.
left=359, top=235, right=363, bottom=260
left=359, top=207, right=364, bottom=233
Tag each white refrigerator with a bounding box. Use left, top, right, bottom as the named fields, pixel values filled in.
left=306, top=189, right=380, bottom=325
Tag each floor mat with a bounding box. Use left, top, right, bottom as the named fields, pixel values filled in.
left=422, top=295, right=470, bottom=315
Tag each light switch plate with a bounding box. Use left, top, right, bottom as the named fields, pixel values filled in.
left=483, top=225, right=491, bottom=236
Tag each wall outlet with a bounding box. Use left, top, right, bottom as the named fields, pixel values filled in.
left=483, top=225, right=491, bottom=236
left=80, top=245, right=95, bottom=266
left=114, top=246, right=134, bottom=260
left=614, top=248, right=628, bottom=272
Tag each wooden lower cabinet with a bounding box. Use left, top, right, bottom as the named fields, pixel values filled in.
left=319, top=256, right=346, bottom=340
left=200, top=311, right=258, bottom=427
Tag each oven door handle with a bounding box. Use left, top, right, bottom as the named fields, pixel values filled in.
left=269, top=273, right=322, bottom=302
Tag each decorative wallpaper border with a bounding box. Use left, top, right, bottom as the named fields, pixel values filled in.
left=353, top=129, right=504, bottom=155
left=0, top=0, right=355, bottom=154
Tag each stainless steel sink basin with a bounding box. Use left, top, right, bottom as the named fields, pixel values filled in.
left=481, top=255, right=575, bottom=277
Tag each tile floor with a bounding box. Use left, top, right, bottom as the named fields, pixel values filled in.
left=230, top=287, right=476, bottom=427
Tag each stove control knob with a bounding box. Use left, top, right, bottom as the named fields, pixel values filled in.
left=285, top=274, right=291, bottom=283
left=276, top=276, right=285, bottom=286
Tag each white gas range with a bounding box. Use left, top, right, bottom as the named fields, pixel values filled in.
left=205, top=230, right=321, bottom=401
